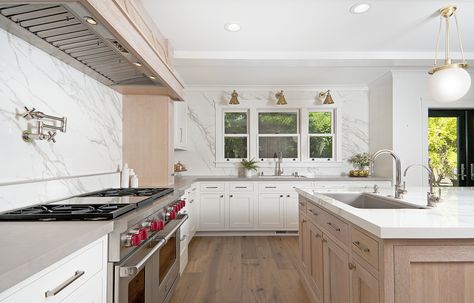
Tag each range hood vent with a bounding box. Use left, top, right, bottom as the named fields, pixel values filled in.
left=0, top=3, right=159, bottom=87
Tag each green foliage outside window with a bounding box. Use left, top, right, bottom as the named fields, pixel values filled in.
left=309, top=112, right=332, bottom=134
left=258, top=112, right=298, bottom=134
left=428, top=117, right=458, bottom=186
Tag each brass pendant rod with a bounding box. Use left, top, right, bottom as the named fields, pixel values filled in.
left=454, top=13, right=466, bottom=63
left=434, top=16, right=442, bottom=67
left=445, top=13, right=450, bottom=64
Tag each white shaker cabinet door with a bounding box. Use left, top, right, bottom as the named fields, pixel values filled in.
left=199, top=193, right=226, bottom=230
left=228, top=193, right=255, bottom=229
left=284, top=193, right=299, bottom=229
left=257, top=194, right=284, bottom=229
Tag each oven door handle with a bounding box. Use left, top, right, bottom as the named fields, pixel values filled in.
left=119, top=239, right=166, bottom=278
left=164, top=214, right=188, bottom=242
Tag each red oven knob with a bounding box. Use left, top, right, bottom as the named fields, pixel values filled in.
left=151, top=220, right=164, bottom=231
left=130, top=233, right=141, bottom=246
left=169, top=210, right=176, bottom=220
left=174, top=204, right=180, bottom=212
left=139, top=228, right=149, bottom=241
left=181, top=200, right=186, bottom=208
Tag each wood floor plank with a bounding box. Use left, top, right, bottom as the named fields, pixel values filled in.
left=170, top=236, right=311, bottom=303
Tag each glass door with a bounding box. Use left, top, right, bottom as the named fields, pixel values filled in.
left=428, top=109, right=474, bottom=187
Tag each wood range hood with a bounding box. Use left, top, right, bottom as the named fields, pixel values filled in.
left=0, top=0, right=184, bottom=100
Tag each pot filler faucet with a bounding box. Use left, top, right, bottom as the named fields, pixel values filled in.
left=370, top=149, right=407, bottom=199
left=403, top=164, right=441, bottom=207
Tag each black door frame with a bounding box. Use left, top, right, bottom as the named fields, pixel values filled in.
left=428, top=109, right=474, bottom=186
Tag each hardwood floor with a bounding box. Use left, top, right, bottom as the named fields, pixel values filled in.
left=170, top=236, right=311, bottom=303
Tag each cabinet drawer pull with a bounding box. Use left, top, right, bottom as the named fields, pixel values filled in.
left=348, top=263, right=356, bottom=270
left=45, top=270, right=85, bottom=297
left=353, top=241, right=370, bottom=253
left=235, top=186, right=247, bottom=189
left=192, top=188, right=197, bottom=191
left=327, top=222, right=341, bottom=232
left=230, top=195, right=233, bottom=198
left=302, top=219, right=307, bottom=223
left=280, top=195, right=284, bottom=197
left=220, top=195, right=224, bottom=198
left=265, top=186, right=277, bottom=189
left=206, top=186, right=219, bottom=189
left=308, top=209, right=318, bottom=216
left=315, top=233, right=322, bottom=238
left=299, top=202, right=305, bottom=206
left=190, top=199, right=194, bottom=203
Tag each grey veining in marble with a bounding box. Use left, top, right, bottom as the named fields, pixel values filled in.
left=0, top=28, right=122, bottom=210
left=176, top=89, right=369, bottom=176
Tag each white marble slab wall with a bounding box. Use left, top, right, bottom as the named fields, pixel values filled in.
left=175, top=88, right=369, bottom=176
left=0, top=28, right=122, bottom=210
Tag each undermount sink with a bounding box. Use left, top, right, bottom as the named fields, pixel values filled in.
left=321, top=193, right=427, bottom=209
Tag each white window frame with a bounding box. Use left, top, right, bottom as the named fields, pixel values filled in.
left=215, top=103, right=342, bottom=168
left=216, top=108, right=250, bottom=162
left=256, top=109, right=300, bottom=162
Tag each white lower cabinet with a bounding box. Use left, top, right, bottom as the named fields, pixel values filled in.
left=228, top=193, right=254, bottom=229
left=199, top=193, right=226, bottom=230
left=257, top=194, right=285, bottom=228
left=0, top=236, right=107, bottom=303
left=284, top=193, right=299, bottom=230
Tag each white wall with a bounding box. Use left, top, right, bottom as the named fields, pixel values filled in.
left=370, top=70, right=474, bottom=187
left=175, top=87, right=369, bottom=176
left=0, top=28, right=122, bottom=211
left=368, top=73, right=393, bottom=179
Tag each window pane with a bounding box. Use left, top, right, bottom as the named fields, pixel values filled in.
left=225, top=112, right=247, bottom=134
left=258, top=136, right=298, bottom=158
left=309, top=112, right=332, bottom=134
left=224, top=137, right=247, bottom=158
left=310, top=136, right=333, bottom=158
left=258, top=112, right=298, bottom=134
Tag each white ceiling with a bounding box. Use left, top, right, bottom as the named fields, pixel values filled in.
left=141, top=0, right=474, bottom=86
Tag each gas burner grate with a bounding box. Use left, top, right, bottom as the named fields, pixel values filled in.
left=0, top=203, right=136, bottom=221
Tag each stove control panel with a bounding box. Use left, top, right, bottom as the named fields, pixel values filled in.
left=121, top=200, right=184, bottom=248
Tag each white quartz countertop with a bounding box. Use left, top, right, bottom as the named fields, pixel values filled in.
left=0, top=221, right=113, bottom=293
left=296, top=186, right=474, bottom=239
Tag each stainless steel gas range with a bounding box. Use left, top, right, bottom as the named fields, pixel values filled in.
left=0, top=187, right=188, bottom=303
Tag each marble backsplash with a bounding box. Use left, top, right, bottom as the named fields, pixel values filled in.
left=0, top=28, right=122, bottom=210
left=175, top=88, right=369, bottom=176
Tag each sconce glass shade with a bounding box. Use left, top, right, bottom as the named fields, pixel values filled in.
left=429, top=66, right=471, bottom=102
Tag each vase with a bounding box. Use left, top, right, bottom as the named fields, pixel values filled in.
left=349, top=170, right=369, bottom=177
left=245, top=169, right=253, bottom=178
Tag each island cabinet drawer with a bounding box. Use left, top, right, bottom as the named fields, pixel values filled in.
left=0, top=236, right=106, bottom=303
left=351, top=227, right=379, bottom=270
left=320, top=209, right=349, bottom=246
left=200, top=183, right=225, bottom=192
left=298, top=197, right=307, bottom=213
left=229, top=182, right=254, bottom=192
left=306, top=203, right=325, bottom=226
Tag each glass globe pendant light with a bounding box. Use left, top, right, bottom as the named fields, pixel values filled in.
left=428, top=5, right=470, bottom=103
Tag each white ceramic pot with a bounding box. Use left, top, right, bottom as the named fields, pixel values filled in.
left=245, top=169, right=253, bottom=178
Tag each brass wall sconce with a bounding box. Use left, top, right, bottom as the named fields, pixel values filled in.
left=174, top=161, right=187, bottom=173
left=275, top=90, right=287, bottom=105
left=229, top=90, right=240, bottom=105
left=319, top=90, right=335, bottom=104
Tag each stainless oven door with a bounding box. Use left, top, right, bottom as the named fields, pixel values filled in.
left=152, top=214, right=187, bottom=303
left=114, top=236, right=166, bottom=303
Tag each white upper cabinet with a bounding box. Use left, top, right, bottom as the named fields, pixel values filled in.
left=174, top=101, right=188, bottom=150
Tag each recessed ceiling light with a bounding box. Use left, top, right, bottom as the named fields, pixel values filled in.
left=224, top=23, right=241, bottom=32
left=350, top=3, right=371, bottom=14
left=133, top=62, right=142, bottom=67
left=83, top=16, right=97, bottom=25
left=149, top=75, right=156, bottom=80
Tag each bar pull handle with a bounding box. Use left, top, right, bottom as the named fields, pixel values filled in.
left=45, top=270, right=85, bottom=297
left=461, top=164, right=467, bottom=181
left=471, top=163, right=474, bottom=180
left=353, top=241, right=370, bottom=253
left=265, top=186, right=277, bottom=189
left=327, top=222, right=341, bottom=232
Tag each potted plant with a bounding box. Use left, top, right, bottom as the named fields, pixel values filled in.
left=347, top=153, right=370, bottom=177
left=241, top=158, right=258, bottom=178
